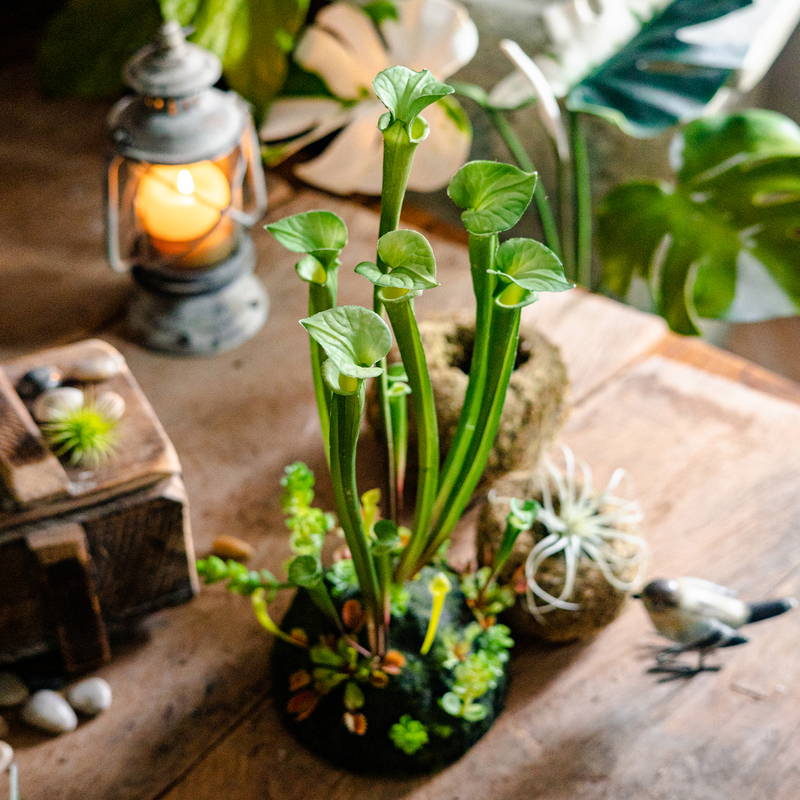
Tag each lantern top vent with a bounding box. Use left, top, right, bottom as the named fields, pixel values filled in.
left=123, top=21, right=222, bottom=99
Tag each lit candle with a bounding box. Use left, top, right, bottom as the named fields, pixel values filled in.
left=136, top=161, right=235, bottom=267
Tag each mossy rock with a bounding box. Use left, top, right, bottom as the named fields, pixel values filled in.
left=368, top=314, right=569, bottom=486
left=477, top=470, right=642, bottom=643
left=272, top=566, right=510, bottom=774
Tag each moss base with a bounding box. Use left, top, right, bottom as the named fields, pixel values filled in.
left=272, top=568, right=509, bottom=774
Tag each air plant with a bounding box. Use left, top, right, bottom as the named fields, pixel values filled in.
left=522, top=446, right=648, bottom=623
left=40, top=390, right=124, bottom=468
left=198, top=64, right=572, bottom=770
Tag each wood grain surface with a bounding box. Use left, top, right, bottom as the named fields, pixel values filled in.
left=2, top=65, right=800, bottom=800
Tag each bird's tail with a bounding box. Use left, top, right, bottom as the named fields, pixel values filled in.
left=747, top=597, right=798, bottom=623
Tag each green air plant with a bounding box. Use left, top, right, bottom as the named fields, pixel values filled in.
left=198, top=65, right=572, bottom=774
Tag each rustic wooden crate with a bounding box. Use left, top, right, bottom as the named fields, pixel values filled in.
left=0, top=339, right=197, bottom=673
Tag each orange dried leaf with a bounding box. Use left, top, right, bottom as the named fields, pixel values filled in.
left=343, top=712, right=368, bottom=735
left=287, top=689, right=320, bottom=721
left=289, top=670, right=312, bottom=692
left=342, top=599, right=365, bottom=632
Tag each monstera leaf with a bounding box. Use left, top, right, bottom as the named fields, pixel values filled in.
left=567, top=0, right=754, bottom=137
left=597, top=110, right=800, bottom=334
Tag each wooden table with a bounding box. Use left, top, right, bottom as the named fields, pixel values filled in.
left=3, top=64, right=800, bottom=800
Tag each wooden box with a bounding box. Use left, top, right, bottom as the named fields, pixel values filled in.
left=0, top=340, right=197, bottom=673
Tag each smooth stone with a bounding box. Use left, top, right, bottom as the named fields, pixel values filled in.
left=0, top=714, right=8, bottom=738
left=31, top=386, right=85, bottom=423
left=94, top=390, right=126, bottom=422
left=70, top=353, right=125, bottom=382
left=0, top=672, right=29, bottom=707
left=0, top=741, right=12, bottom=773
left=16, top=366, right=62, bottom=399
left=21, top=690, right=78, bottom=734
left=65, top=677, right=112, bottom=716
left=210, top=534, right=255, bottom=561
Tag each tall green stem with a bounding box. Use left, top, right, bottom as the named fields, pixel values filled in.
left=416, top=307, right=521, bottom=570
left=431, top=233, right=496, bottom=525
left=375, top=120, right=421, bottom=520
left=389, top=299, right=439, bottom=583
left=570, top=110, right=592, bottom=289
left=309, top=276, right=337, bottom=464
left=329, top=389, right=381, bottom=651
left=486, top=107, right=561, bottom=260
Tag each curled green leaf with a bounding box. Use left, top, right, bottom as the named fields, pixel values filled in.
left=490, top=238, right=572, bottom=294
left=301, top=306, right=392, bottom=382
left=373, top=66, right=454, bottom=127
left=267, top=211, right=348, bottom=273
left=355, top=229, right=439, bottom=296
left=448, top=161, right=537, bottom=235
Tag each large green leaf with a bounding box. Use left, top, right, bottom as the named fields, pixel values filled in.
left=447, top=161, right=537, bottom=236
left=37, top=0, right=306, bottom=117
left=37, top=0, right=163, bottom=97
left=221, top=0, right=309, bottom=122
left=567, top=0, right=754, bottom=137
left=598, top=111, right=800, bottom=334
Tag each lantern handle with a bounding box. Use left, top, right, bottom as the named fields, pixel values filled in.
left=105, top=154, right=129, bottom=274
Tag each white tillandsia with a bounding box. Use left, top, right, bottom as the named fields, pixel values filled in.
left=260, top=0, right=478, bottom=195
left=524, top=445, right=648, bottom=622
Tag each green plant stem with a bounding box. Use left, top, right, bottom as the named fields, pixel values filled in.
left=570, top=110, right=592, bottom=289
left=557, top=151, right=576, bottom=283
left=329, top=389, right=381, bottom=651
left=486, top=107, right=561, bottom=260
left=416, top=307, right=521, bottom=570
left=387, top=382, right=409, bottom=516
left=309, top=277, right=337, bottom=463
left=430, top=233, right=496, bottom=526
left=375, top=120, right=420, bottom=520
left=389, top=299, right=440, bottom=584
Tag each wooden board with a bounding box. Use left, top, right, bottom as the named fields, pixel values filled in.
left=3, top=62, right=800, bottom=800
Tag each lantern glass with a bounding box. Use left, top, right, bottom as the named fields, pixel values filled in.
left=107, top=121, right=265, bottom=273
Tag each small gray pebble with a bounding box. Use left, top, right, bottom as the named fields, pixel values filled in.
left=0, top=741, right=12, bottom=773
left=21, top=690, right=78, bottom=734
left=0, top=672, right=29, bottom=707
left=66, top=677, right=112, bottom=716
left=70, top=354, right=125, bottom=382
left=16, top=366, right=62, bottom=399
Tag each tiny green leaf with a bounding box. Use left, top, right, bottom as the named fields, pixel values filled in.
left=463, top=703, right=488, bottom=722
left=372, top=519, right=401, bottom=555
left=373, top=66, right=454, bottom=126
left=448, top=161, right=537, bottom=235
left=301, top=306, right=392, bottom=380
left=344, top=681, right=366, bottom=711
left=287, top=554, right=323, bottom=588
left=363, top=0, right=399, bottom=26
left=267, top=211, right=348, bottom=271
left=441, top=692, right=462, bottom=717
left=355, top=230, right=439, bottom=292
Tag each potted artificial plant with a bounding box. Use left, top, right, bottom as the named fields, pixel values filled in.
left=198, top=65, right=572, bottom=774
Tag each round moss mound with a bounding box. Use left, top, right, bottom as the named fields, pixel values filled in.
left=271, top=567, right=511, bottom=774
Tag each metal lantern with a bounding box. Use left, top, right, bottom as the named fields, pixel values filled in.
left=105, top=22, right=268, bottom=355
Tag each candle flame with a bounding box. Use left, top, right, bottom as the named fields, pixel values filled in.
left=176, top=169, right=195, bottom=196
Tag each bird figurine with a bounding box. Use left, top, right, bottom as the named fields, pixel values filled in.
left=635, top=577, right=797, bottom=676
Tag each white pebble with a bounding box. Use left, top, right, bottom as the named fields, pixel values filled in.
left=32, top=387, right=85, bottom=423
left=71, top=353, right=125, bottom=382
left=0, top=672, right=29, bottom=707
left=0, top=741, right=12, bottom=773
left=66, top=677, right=112, bottom=716
left=94, top=391, right=125, bottom=422
left=21, top=690, right=78, bottom=734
